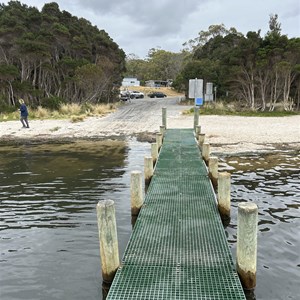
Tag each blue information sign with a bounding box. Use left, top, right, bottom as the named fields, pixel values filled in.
left=195, top=97, right=203, bottom=106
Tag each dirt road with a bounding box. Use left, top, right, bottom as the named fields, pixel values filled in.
left=1, top=97, right=299, bottom=154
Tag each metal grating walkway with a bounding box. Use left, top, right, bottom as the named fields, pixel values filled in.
left=107, top=129, right=246, bottom=299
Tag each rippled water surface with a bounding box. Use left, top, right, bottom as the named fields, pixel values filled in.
left=219, top=151, right=300, bottom=300
left=0, top=141, right=299, bottom=300
left=0, top=139, right=150, bottom=300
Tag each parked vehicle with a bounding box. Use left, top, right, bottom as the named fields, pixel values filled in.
left=148, top=92, right=167, bottom=98
left=119, top=90, right=131, bottom=102
left=129, top=90, right=144, bottom=99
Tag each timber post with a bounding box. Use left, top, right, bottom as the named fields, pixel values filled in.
left=236, top=202, right=258, bottom=290
left=96, top=200, right=119, bottom=283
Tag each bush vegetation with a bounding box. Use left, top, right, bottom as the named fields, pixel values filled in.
left=0, top=2, right=125, bottom=108
left=126, top=16, right=300, bottom=111
left=183, top=101, right=299, bottom=116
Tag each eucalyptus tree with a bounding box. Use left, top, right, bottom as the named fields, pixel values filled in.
left=275, top=38, right=300, bottom=110
left=0, top=63, right=19, bottom=105
left=0, top=1, right=125, bottom=108
left=229, top=31, right=262, bottom=109
left=261, top=14, right=300, bottom=111
left=182, top=25, right=243, bottom=98
left=178, top=18, right=300, bottom=111
left=124, top=53, right=148, bottom=82
left=125, top=49, right=189, bottom=85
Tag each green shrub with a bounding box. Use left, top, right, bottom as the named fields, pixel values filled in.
left=183, top=101, right=299, bottom=116
left=41, top=96, right=65, bottom=110
left=0, top=100, right=17, bottom=113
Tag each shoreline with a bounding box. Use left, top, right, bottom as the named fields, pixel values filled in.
left=1, top=98, right=299, bottom=155
left=1, top=117, right=299, bottom=156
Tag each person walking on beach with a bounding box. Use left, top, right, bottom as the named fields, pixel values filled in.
left=19, top=98, right=29, bottom=128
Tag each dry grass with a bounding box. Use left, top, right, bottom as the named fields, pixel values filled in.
left=0, top=112, right=19, bottom=121
left=59, top=103, right=82, bottom=115
left=1, top=114, right=9, bottom=120
left=32, top=106, right=50, bottom=119
left=51, top=110, right=62, bottom=118
left=1, top=103, right=116, bottom=122
left=91, top=104, right=116, bottom=115
left=70, top=115, right=86, bottom=123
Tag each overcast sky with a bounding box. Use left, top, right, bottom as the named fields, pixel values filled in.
left=3, top=0, right=300, bottom=58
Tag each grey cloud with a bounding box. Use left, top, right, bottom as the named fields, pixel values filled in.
left=72, top=0, right=207, bottom=37
left=2, top=0, right=299, bottom=57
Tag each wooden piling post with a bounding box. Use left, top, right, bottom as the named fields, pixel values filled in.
left=202, top=143, right=210, bottom=165
left=217, top=172, right=231, bottom=220
left=151, top=143, right=158, bottom=165
left=198, top=133, right=205, bottom=150
left=144, top=156, right=153, bottom=185
left=96, top=200, right=119, bottom=283
left=160, top=125, right=165, bottom=136
left=130, top=171, right=143, bottom=216
left=194, top=106, right=199, bottom=131
left=237, top=202, right=258, bottom=290
left=195, top=125, right=201, bottom=136
left=208, top=156, right=218, bottom=189
left=156, top=132, right=163, bottom=150
left=162, top=107, right=167, bottom=129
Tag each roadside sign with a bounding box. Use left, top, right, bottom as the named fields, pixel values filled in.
left=189, top=79, right=203, bottom=99
left=206, top=82, right=213, bottom=94
left=205, top=94, right=214, bottom=101
left=195, top=97, right=203, bottom=106
left=205, top=82, right=214, bottom=101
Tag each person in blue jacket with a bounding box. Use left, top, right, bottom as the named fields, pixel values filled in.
left=19, top=98, right=29, bottom=128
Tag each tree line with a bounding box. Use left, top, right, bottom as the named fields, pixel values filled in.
left=1, top=3, right=299, bottom=112
left=0, top=1, right=125, bottom=110
left=126, top=15, right=300, bottom=111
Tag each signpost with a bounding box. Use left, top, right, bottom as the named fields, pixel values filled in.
left=195, top=97, right=203, bottom=106
left=189, top=78, right=203, bottom=131
left=205, top=82, right=214, bottom=102
left=189, top=79, right=215, bottom=130
left=189, top=78, right=203, bottom=107
left=214, top=86, right=217, bottom=102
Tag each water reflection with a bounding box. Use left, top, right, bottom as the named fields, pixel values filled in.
left=0, top=140, right=129, bottom=231
left=0, top=138, right=150, bottom=300
left=219, top=150, right=300, bottom=300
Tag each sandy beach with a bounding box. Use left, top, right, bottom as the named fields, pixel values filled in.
left=1, top=97, right=299, bottom=154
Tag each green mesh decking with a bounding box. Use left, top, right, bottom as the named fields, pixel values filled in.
left=107, top=129, right=246, bottom=299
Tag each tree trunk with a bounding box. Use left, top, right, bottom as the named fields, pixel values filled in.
left=7, top=80, right=15, bottom=106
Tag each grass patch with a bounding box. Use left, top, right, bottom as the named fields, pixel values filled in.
left=32, top=106, right=50, bottom=119
left=0, top=114, right=9, bottom=121
left=184, top=101, right=300, bottom=117
left=90, top=103, right=115, bottom=115
left=0, top=111, right=20, bottom=121
left=70, top=115, right=86, bottom=123
left=59, top=103, right=82, bottom=116
left=0, top=103, right=115, bottom=122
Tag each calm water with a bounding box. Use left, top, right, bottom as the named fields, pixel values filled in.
left=0, top=140, right=299, bottom=300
